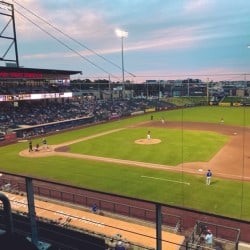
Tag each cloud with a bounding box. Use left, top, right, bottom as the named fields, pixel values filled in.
left=21, top=21, right=238, bottom=63
left=12, top=0, right=248, bottom=55
left=184, top=0, right=214, bottom=13
left=12, top=0, right=113, bottom=43
left=3, top=0, right=249, bottom=80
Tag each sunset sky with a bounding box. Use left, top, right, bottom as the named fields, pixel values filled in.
left=1, top=0, right=250, bottom=82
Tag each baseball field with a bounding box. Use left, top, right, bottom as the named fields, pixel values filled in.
left=1, top=106, right=250, bottom=220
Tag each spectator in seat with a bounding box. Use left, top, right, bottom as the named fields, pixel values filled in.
left=115, top=241, right=126, bottom=250
left=205, top=230, right=213, bottom=249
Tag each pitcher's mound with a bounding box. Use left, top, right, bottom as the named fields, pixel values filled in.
left=135, top=138, right=161, bottom=145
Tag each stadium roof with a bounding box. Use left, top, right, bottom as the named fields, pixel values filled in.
left=0, top=66, right=82, bottom=79
left=0, top=66, right=81, bottom=75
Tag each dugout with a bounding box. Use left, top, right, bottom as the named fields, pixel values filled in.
left=12, top=115, right=95, bottom=138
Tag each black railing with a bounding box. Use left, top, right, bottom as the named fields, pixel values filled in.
left=1, top=171, right=249, bottom=248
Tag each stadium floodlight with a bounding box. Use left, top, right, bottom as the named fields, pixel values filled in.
left=115, top=29, right=128, bottom=38
left=247, top=45, right=250, bottom=49
left=115, top=28, right=128, bottom=96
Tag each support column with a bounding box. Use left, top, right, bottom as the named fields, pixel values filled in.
left=25, top=177, right=38, bottom=246
left=0, top=192, right=13, bottom=234
left=156, top=203, right=162, bottom=250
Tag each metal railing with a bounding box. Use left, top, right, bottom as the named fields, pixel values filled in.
left=0, top=171, right=249, bottom=249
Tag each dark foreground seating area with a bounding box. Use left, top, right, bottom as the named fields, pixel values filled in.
left=0, top=192, right=106, bottom=250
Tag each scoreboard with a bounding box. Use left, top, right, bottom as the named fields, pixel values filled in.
left=0, top=92, right=73, bottom=102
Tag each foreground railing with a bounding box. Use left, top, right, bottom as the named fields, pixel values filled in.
left=0, top=171, right=249, bottom=250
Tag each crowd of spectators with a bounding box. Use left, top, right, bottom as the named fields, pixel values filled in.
left=0, top=82, right=73, bottom=95
left=0, top=96, right=175, bottom=139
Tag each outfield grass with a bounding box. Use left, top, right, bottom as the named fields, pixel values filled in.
left=163, top=106, right=250, bottom=126
left=69, top=128, right=228, bottom=165
left=1, top=106, right=250, bottom=220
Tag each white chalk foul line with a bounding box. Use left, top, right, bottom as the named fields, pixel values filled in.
left=141, top=175, right=190, bottom=185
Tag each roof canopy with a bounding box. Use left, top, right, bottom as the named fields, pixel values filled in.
left=0, top=66, right=82, bottom=79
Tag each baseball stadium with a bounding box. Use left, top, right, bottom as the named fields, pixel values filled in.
left=0, top=1, right=250, bottom=250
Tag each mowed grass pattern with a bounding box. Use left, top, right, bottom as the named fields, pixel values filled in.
left=0, top=106, right=250, bottom=220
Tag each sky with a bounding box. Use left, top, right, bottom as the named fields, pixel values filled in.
left=0, top=0, right=250, bottom=83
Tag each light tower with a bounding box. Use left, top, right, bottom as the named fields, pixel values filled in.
left=115, top=28, right=128, bottom=97
left=0, top=1, right=19, bottom=67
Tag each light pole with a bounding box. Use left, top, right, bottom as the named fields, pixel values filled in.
left=206, top=77, right=209, bottom=105
left=115, top=28, right=128, bottom=98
